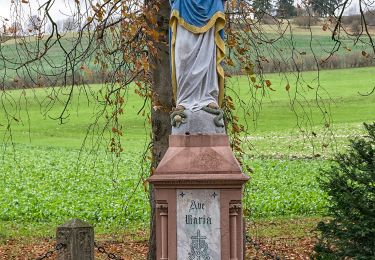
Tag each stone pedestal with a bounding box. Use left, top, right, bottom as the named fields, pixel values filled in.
left=148, top=134, right=249, bottom=260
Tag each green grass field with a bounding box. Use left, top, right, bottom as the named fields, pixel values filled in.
left=2, top=67, right=374, bottom=151
left=0, top=67, right=374, bottom=239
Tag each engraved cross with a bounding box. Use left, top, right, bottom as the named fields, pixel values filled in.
left=191, top=229, right=207, bottom=241
left=190, top=229, right=208, bottom=260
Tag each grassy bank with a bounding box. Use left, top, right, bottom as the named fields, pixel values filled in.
left=1, top=67, right=374, bottom=150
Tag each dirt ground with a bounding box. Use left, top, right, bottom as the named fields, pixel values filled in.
left=0, top=218, right=320, bottom=259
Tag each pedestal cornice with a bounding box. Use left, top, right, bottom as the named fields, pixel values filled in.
left=148, top=134, right=250, bottom=185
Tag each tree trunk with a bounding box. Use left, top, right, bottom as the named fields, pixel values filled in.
left=148, top=1, right=172, bottom=259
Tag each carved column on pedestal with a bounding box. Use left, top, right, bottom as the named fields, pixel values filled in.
left=157, top=202, right=168, bottom=260
left=229, top=202, right=242, bottom=260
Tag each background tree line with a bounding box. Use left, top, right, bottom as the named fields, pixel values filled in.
left=253, top=0, right=342, bottom=19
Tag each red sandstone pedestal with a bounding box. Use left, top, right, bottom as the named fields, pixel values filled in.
left=148, top=134, right=249, bottom=260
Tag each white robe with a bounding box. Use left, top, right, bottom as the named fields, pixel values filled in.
left=174, top=25, right=219, bottom=111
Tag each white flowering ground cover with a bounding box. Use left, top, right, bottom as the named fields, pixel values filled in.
left=0, top=144, right=330, bottom=228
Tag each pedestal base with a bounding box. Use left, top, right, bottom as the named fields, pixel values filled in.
left=149, top=134, right=249, bottom=260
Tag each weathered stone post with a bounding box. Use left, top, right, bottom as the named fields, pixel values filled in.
left=56, top=218, right=94, bottom=260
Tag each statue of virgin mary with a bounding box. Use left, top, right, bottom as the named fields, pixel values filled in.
left=169, top=0, right=226, bottom=112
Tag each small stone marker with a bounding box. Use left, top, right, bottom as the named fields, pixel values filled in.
left=56, top=218, right=94, bottom=260
left=177, top=189, right=221, bottom=259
